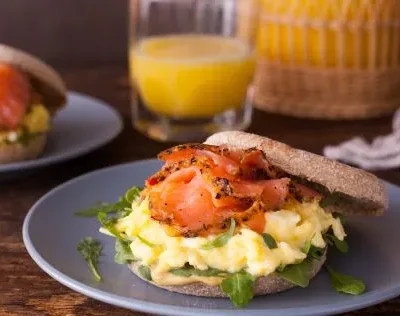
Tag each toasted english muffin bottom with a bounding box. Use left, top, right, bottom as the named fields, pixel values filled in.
left=129, top=249, right=327, bottom=297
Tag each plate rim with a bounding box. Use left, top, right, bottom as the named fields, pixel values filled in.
left=0, top=91, right=123, bottom=173
left=22, top=160, right=400, bottom=316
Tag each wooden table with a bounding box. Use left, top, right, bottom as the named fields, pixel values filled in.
left=1, top=65, right=399, bottom=316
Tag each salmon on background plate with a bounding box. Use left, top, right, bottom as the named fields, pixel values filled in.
left=0, top=44, right=66, bottom=164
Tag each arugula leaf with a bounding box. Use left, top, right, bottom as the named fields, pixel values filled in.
left=326, top=266, right=366, bottom=295
left=75, top=202, right=116, bottom=217
left=319, top=194, right=340, bottom=208
left=303, top=240, right=312, bottom=254
left=276, top=264, right=286, bottom=272
left=2, top=128, right=40, bottom=146
left=75, top=186, right=142, bottom=218
left=77, top=237, right=103, bottom=282
left=114, top=239, right=136, bottom=264
left=137, top=235, right=155, bottom=248
left=125, top=187, right=142, bottom=204
left=262, top=233, right=277, bottom=249
left=14, top=130, right=30, bottom=146
left=170, top=263, right=228, bottom=277
left=220, top=271, right=256, bottom=308
left=332, top=236, right=349, bottom=254
left=308, top=245, right=325, bottom=260
left=138, top=265, right=152, bottom=281
left=116, top=207, right=133, bottom=219
left=303, top=233, right=318, bottom=254
left=319, top=192, right=350, bottom=208
left=278, top=243, right=325, bottom=288
left=333, top=212, right=345, bottom=223
left=97, top=212, right=121, bottom=238
left=324, top=233, right=349, bottom=254
left=201, top=218, right=236, bottom=250
left=277, top=259, right=313, bottom=288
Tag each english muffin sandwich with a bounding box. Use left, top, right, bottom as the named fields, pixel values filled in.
left=0, top=44, right=66, bottom=164
left=95, top=131, right=387, bottom=307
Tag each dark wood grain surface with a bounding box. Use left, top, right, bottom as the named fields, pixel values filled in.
left=0, top=1, right=399, bottom=315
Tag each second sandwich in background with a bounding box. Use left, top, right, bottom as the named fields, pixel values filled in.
left=0, top=44, right=66, bottom=164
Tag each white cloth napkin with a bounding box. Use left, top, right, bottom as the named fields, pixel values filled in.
left=323, top=109, right=400, bottom=170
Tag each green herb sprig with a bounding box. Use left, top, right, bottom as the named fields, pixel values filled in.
left=75, top=187, right=142, bottom=218
left=77, top=237, right=103, bottom=282
left=324, top=232, right=349, bottom=254
left=170, top=263, right=228, bottom=278
left=138, top=265, right=152, bottom=281
left=220, top=271, right=256, bottom=308
left=278, top=244, right=325, bottom=287
left=278, top=257, right=314, bottom=288
left=201, top=218, right=235, bottom=250
left=97, top=211, right=120, bottom=238
left=114, top=239, right=137, bottom=264
left=137, top=235, right=156, bottom=248
left=262, top=233, right=278, bottom=249
left=326, top=266, right=366, bottom=295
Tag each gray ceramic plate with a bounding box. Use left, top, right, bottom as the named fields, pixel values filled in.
left=23, top=160, right=400, bottom=316
left=0, top=91, right=123, bottom=173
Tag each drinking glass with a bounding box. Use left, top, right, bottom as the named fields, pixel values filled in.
left=129, top=0, right=257, bottom=142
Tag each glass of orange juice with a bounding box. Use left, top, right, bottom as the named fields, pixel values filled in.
left=129, top=0, right=256, bottom=142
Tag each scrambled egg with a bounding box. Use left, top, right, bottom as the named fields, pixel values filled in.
left=113, top=197, right=345, bottom=286
left=0, top=104, right=50, bottom=145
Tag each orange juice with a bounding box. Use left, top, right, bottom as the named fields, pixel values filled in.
left=130, top=35, right=255, bottom=118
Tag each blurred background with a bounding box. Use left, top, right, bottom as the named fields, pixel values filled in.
left=1, top=0, right=399, bottom=166
left=0, top=0, right=128, bottom=68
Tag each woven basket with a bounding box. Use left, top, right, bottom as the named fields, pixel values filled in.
left=240, top=0, right=400, bottom=119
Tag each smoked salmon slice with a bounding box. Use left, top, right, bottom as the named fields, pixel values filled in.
left=0, top=64, right=30, bottom=130
left=145, top=144, right=322, bottom=237
left=158, top=144, right=241, bottom=176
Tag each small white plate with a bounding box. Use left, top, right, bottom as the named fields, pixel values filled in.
left=0, top=91, right=123, bottom=173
